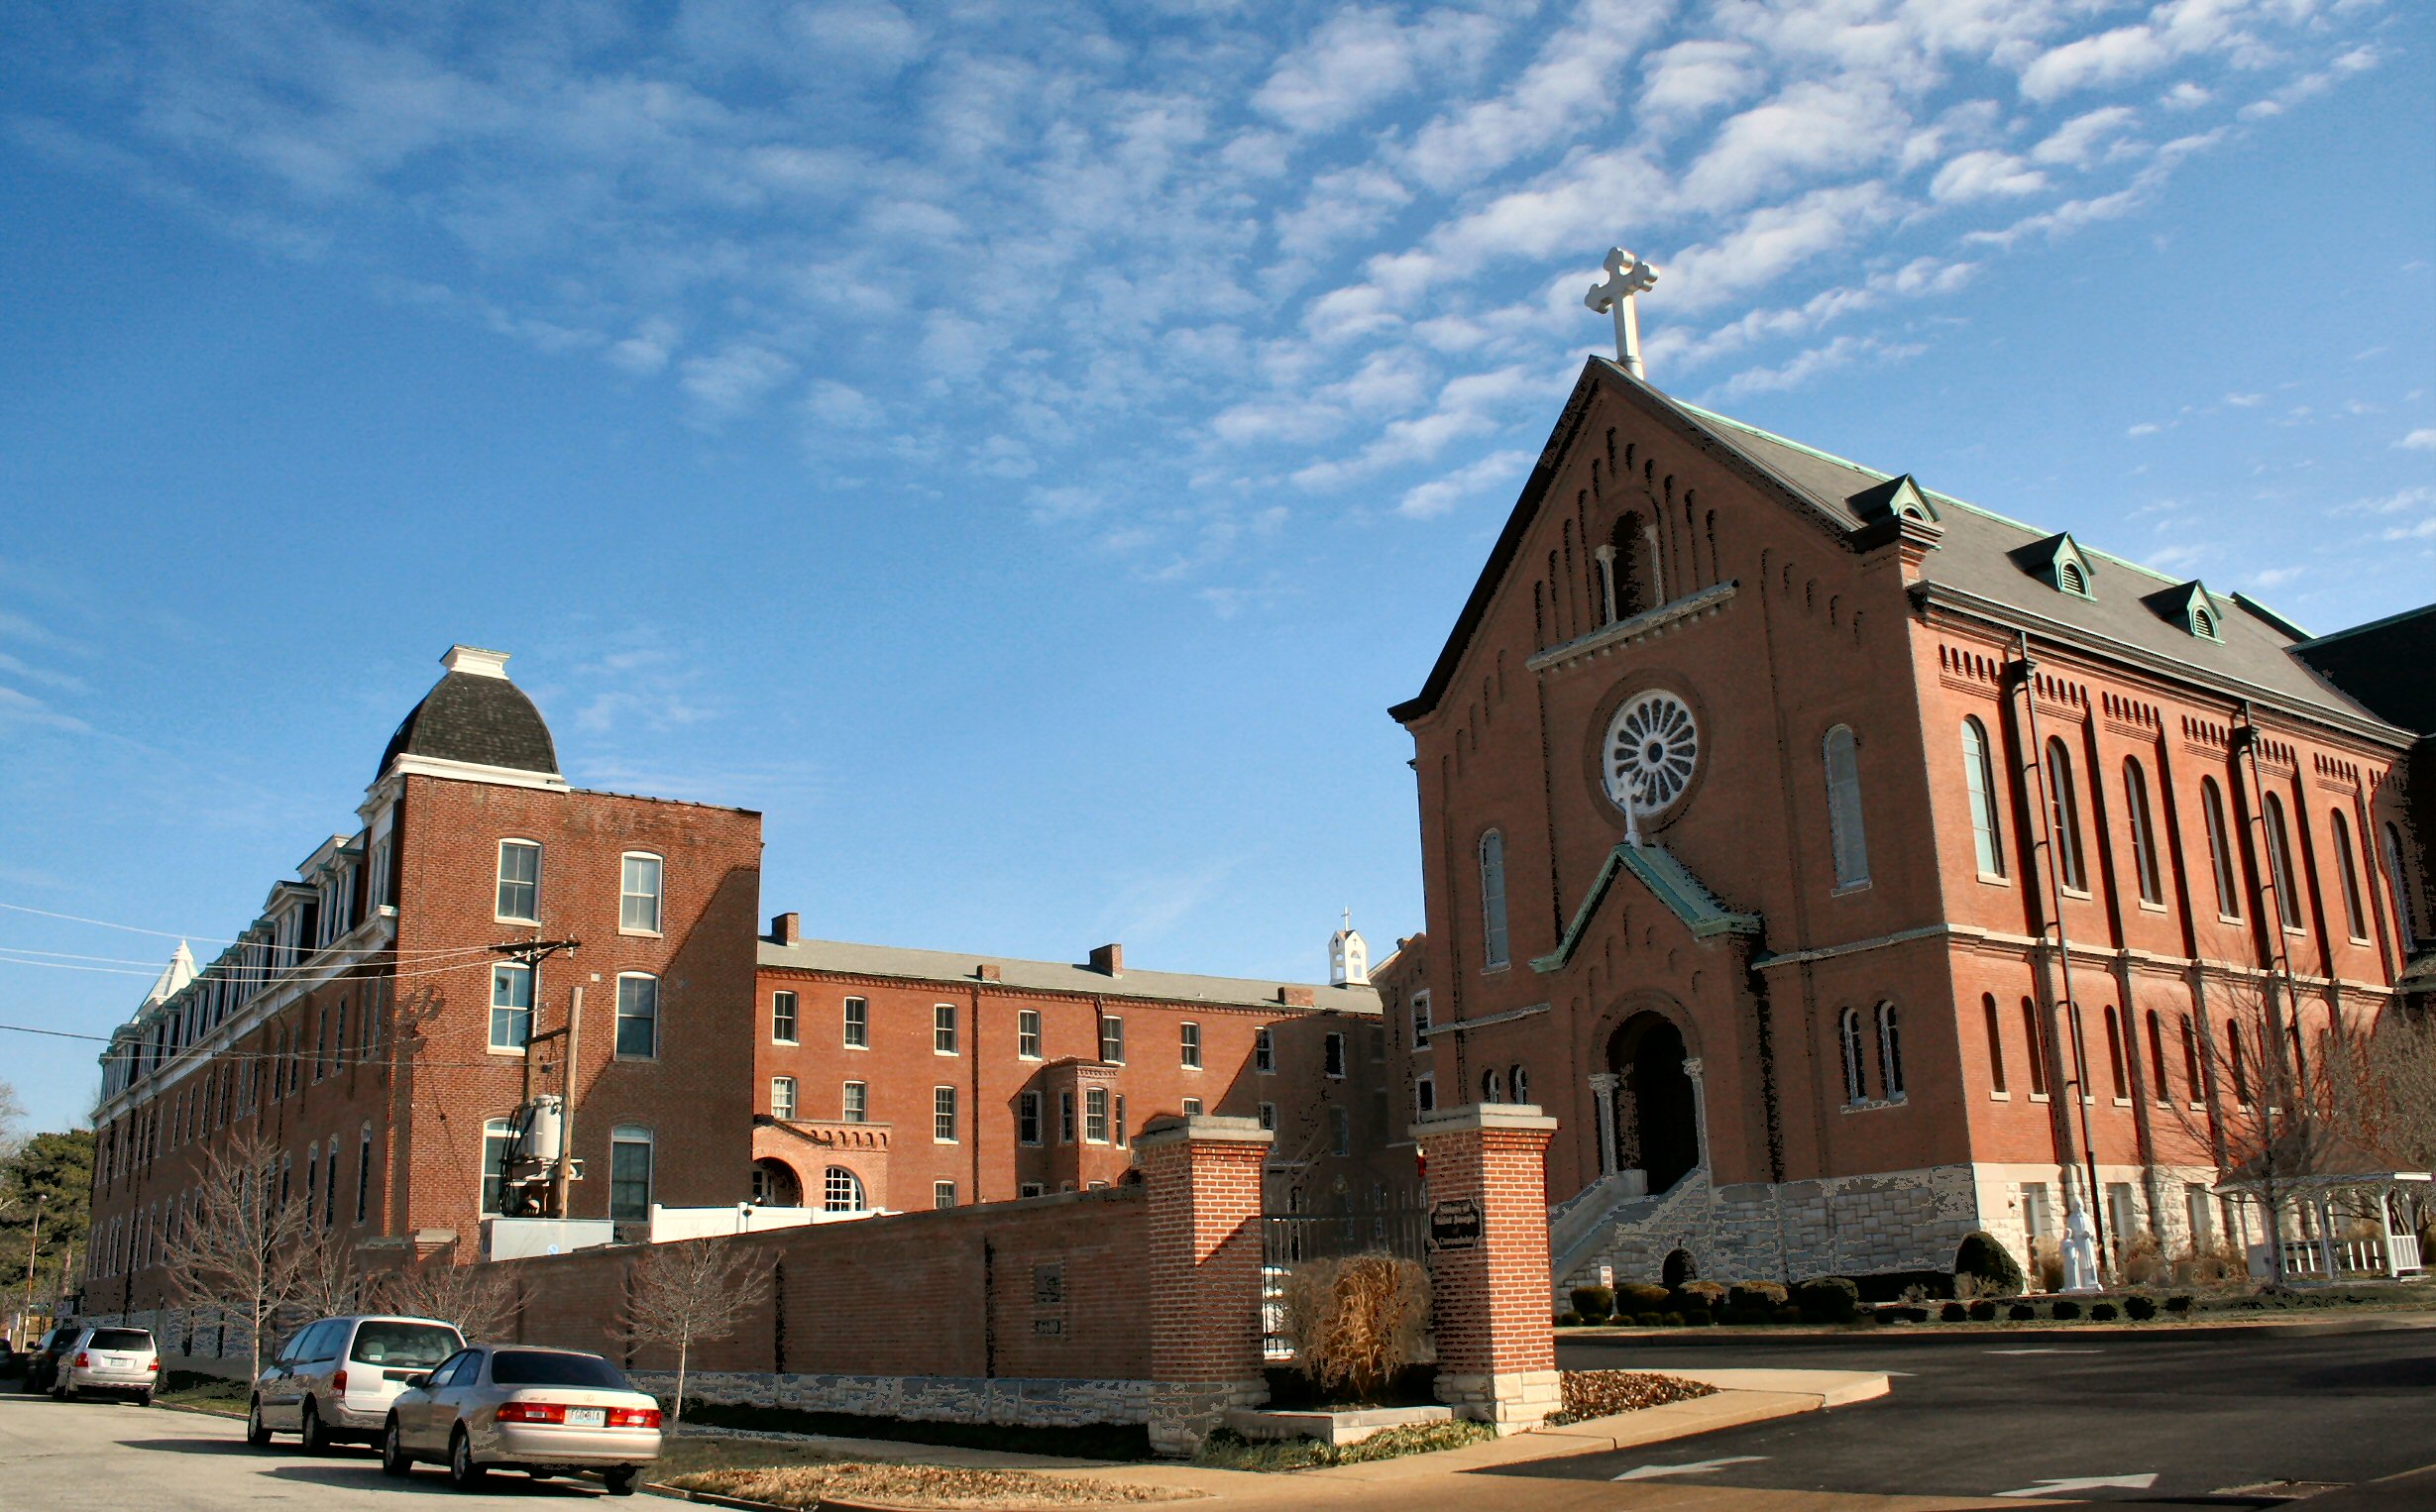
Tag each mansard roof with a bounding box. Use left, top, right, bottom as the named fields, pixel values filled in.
left=1390, top=358, right=2398, bottom=736
left=377, top=647, right=561, bottom=781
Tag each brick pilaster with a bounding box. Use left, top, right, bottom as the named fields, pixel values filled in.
left=1413, top=1103, right=1560, bottom=1431
left=1135, top=1114, right=1273, bottom=1456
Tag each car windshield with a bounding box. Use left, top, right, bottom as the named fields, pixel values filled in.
left=350, top=1322, right=462, bottom=1368
left=489, top=1350, right=629, bottom=1389
left=88, top=1330, right=153, bottom=1350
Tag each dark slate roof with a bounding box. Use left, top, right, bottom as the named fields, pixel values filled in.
left=2289, top=606, right=2436, bottom=735
left=759, top=936, right=1382, bottom=1015
left=1392, top=358, right=2401, bottom=736
left=377, top=672, right=561, bottom=780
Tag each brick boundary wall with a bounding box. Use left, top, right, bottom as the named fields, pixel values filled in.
left=1135, top=1114, right=1274, bottom=1456
left=1415, top=1103, right=1560, bottom=1431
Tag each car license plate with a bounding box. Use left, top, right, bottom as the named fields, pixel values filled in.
left=104, top=1357, right=130, bottom=1368
left=565, top=1408, right=606, bottom=1428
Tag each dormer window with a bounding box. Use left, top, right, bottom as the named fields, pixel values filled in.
left=2016, top=531, right=2096, bottom=600
left=2143, top=580, right=2222, bottom=641
left=2058, top=561, right=2087, bottom=595
left=2191, top=605, right=2215, bottom=638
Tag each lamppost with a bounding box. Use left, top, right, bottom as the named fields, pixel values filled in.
left=20, top=1193, right=46, bottom=1348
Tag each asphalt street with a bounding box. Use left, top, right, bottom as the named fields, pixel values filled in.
left=1499, top=1323, right=2436, bottom=1507
left=0, top=1390, right=621, bottom=1508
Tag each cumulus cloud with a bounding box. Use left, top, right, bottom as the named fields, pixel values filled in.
left=1679, top=78, right=1910, bottom=213
left=1253, top=7, right=1497, bottom=134
left=1399, top=0, right=1670, bottom=190
left=679, top=342, right=796, bottom=419
left=1397, top=448, right=1533, bottom=519
left=1931, top=150, right=2048, bottom=202
left=2032, top=106, right=2140, bottom=166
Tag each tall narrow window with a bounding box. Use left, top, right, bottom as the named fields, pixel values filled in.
left=1180, top=1023, right=1202, bottom=1069
left=841, top=1081, right=867, bottom=1123
left=1613, top=512, right=1651, bottom=617
left=323, top=1141, right=339, bottom=1230
left=1876, top=1003, right=1904, bottom=1101
left=303, top=1143, right=318, bottom=1225
left=1825, top=726, right=1869, bottom=889
left=2264, top=794, right=2302, bottom=930
left=1324, top=1031, right=1347, bottom=1079
left=490, top=963, right=533, bottom=1051
left=1511, top=1064, right=1529, bottom=1103
left=2103, top=1007, right=2129, bottom=1098
left=1018, top=1091, right=1043, bottom=1144
left=2146, top=1011, right=2170, bottom=1103
left=933, top=1086, right=958, bottom=1142
left=2045, top=738, right=2086, bottom=892
left=610, top=1127, right=653, bottom=1219
left=2385, top=822, right=2421, bottom=950
left=2022, top=998, right=2049, bottom=1096
left=1839, top=1008, right=1868, bottom=1104
left=614, top=974, right=659, bottom=1058
left=1482, top=1068, right=1503, bottom=1101
left=2228, top=1024, right=2251, bottom=1105
left=2329, top=810, right=2367, bottom=940
left=1961, top=718, right=2006, bottom=877
left=619, top=853, right=663, bottom=933
left=2203, top=779, right=2241, bottom=918
left=496, top=840, right=539, bottom=921
left=1983, top=994, right=2007, bottom=1094
left=1479, top=830, right=1510, bottom=967
left=1330, top=1106, right=1352, bottom=1156
left=771, top=991, right=799, bottom=1043
left=1017, top=1009, right=1042, bottom=1058
left=934, top=1003, right=958, bottom=1054
left=771, top=1077, right=797, bottom=1120
left=1254, top=1027, right=1274, bottom=1073
left=2180, top=1016, right=2203, bottom=1100
left=1058, top=1090, right=1075, bottom=1142
left=842, top=997, right=868, bottom=1048
left=1084, top=1086, right=1110, bottom=1142
left=2124, top=759, right=2162, bottom=905
left=1100, top=1017, right=1126, bottom=1063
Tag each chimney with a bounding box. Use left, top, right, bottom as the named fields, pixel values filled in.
left=1276, top=986, right=1316, bottom=1009
left=1088, top=943, right=1124, bottom=977
left=441, top=645, right=511, bottom=680
left=771, top=912, right=801, bottom=946
left=976, top=963, right=1002, bottom=983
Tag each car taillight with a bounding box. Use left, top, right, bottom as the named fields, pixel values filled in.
left=73, top=1352, right=89, bottom=1367
left=149, top=1359, right=161, bottom=1371
left=608, top=1408, right=662, bottom=1429
left=332, top=1369, right=348, bottom=1395
left=496, top=1403, right=567, bottom=1425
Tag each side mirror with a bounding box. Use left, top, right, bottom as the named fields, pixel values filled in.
left=405, top=1373, right=431, bottom=1390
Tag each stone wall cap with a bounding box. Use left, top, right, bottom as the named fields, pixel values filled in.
left=1409, top=1102, right=1560, bottom=1138
left=1135, top=1114, right=1275, bottom=1149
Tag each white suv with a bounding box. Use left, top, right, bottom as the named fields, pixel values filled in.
left=249, top=1315, right=464, bottom=1452
left=57, top=1326, right=160, bottom=1403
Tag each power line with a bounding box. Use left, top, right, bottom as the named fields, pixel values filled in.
left=0, top=901, right=560, bottom=962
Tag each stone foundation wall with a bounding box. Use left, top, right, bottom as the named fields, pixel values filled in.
left=1569, top=1162, right=1986, bottom=1288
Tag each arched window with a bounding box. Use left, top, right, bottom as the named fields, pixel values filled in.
left=2102, top=1007, right=2128, bottom=1099
left=2227, top=1023, right=2251, bottom=1106
left=1612, top=511, right=1651, bottom=617
left=1825, top=726, right=1869, bottom=889
left=1509, top=1064, right=1529, bottom=1104
left=1481, top=1068, right=1503, bottom=1101
left=2180, top=1015, right=2202, bottom=1102
left=2329, top=810, right=2367, bottom=940
left=1839, top=1008, right=1868, bottom=1105
left=1961, top=718, right=2005, bottom=877
left=1478, top=830, right=1510, bottom=969
left=823, top=1165, right=866, bottom=1213
left=2202, top=779, right=2240, bottom=918
left=2191, top=604, right=2214, bottom=637
left=2058, top=560, right=2087, bottom=595
left=2021, top=998, right=2049, bottom=1097
left=2044, top=738, right=2086, bottom=892
left=2145, top=1011, right=2170, bottom=1103
left=2263, top=794, right=2302, bottom=930
left=2124, top=759, right=2162, bottom=906
left=2387, top=822, right=2421, bottom=951
left=1876, top=1003, right=1904, bottom=1101
left=1982, top=994, right=2007, bottom=1094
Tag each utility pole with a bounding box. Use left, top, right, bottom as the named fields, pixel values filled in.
left=553, top=986, right=583, bottom=1220
left=489, top=939, right=580, bottom=1219
left=21, top=1193, right=45, bottom=1348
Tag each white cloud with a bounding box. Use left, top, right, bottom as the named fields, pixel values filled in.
left=2128, top=422, right=2161, bottom=436
left=2032, top=106, right=2140, bottom=166
left=2021, top=26, right=2171, bottom=103
left=2160, top=80, right=2212, bottom=109
left=1679, top=78, right=1910, bottom=213
left=2383, top=517, right=2436, bottom=542
left=2224, top=392, right=2266, bottom=407
left=607, top=317, right=680, bottom=376
left=678, top=342, right=796, bottom=419
left=1398, top=448, right=1534, bottom=519
left=804, top=379, right=883, bottom=431
left=1931, top=150, right=2048, bottom=202
left=1253, top=7, right=1498, bottom=135
left=2396, top=427, right=2436, bottom=451
left=1399, top=0, right=1670, bottom=189
left=1639, top=40, right=1764, bottom=128
left=1667, top=183, right=1903, bottom=311
left=1712, top=334, right=1926, bottom=398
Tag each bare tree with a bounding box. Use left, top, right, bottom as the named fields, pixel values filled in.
left=0, top=1079, right=24, bottom=1161
left=160, top=1129, right=313, bottom=1379
left=285, top=1223, right=367, bottom=1325
left=622, top=1242, right=771, bottom=1423
left=2345, top=1009, right=2436, bottom=1237
left=372, top=1255, right=517, bottom=1342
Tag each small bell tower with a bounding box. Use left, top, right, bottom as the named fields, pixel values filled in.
left=1329, top=909, right=1369, bottom=987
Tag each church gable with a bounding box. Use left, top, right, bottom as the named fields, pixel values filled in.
left=1533, top=840, right=1761, bottom=974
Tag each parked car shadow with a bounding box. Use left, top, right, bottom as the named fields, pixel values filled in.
left=263, top=1463, right=606, bottom=1497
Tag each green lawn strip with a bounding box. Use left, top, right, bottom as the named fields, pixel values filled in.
left=1190, top=1418, right=1497, bottom=1471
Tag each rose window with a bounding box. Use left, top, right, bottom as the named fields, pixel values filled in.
left=1604, top=691, right=1699, bottom=815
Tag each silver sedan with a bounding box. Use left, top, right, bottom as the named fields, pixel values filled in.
left=380, top=1345, right=662, bottom=1495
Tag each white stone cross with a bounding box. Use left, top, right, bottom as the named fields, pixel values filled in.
left=1585, top=247, right=1660, bottom=379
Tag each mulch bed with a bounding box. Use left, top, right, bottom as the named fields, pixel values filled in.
left=665, top=1463, right=1190, bottom=1508
left=1547, top=1370, right=1716, bottom=1426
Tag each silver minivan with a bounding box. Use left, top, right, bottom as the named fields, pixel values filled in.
left=248, top=1315, right=464, bottom=1451
left=57, top=1325, right=160, bottom=1403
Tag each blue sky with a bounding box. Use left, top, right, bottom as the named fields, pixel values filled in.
left=1, top=0, right=2429, bottom=1134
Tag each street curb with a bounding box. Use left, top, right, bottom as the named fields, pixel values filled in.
left=1557, top=1313, right=2436, bottom=1348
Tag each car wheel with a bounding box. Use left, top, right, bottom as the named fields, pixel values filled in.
left=139, top=1391, right=155, bottom=1408
left=604, top=1466, right=638, bottom=1497
left=246, top=1397, right=273, bottom=1447
left=448, top=1428, right=487, bottom=1491
left=382, top=1417, right=412, bottom=1478
left=298, top=1399, right=329, bottom=1454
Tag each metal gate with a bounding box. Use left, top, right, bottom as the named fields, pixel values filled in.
left=1260, top=1187, right=1430, bottom=1360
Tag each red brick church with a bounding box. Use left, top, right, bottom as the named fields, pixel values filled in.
left=1375, top=355, right=2429, bottom=1293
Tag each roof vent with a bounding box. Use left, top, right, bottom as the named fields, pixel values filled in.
left=442, top=645, right=512, bottom=679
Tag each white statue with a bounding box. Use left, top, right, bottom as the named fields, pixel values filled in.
left=2060, top=1202, right=2101, bottom=1293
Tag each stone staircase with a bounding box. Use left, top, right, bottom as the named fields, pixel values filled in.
left=1551, top=1166, right=1713, bottom=1301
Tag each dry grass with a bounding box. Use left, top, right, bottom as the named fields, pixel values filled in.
left=663, top=1461, right=1191, bottom=1507
left=1548, top=1370, right=1716, bottom=1425
left=1279, top=1253, right=1430, bottom=1404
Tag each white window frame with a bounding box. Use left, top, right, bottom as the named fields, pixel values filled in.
left=842, top=1080, right=868, bottom=1123
left=618, top=852, right=664, bottom=935
left=771, top=1076, right=798, bottom=1121
left=824, top=1165, right=865, bottom=1213
left=1017, top=1008, right=1042, bottom=1059
left=1961, top=718, right=2006, bottom=880
left=772, top=991, right=799, bottom=1044
left=609, top=1126, right=653, bottom=1221
left=933, top=1086, right=958, bottom=1143
left=934, top=1003, right=958, bottom=1055
left=1084, top=1086, right=1110, bottom=1143
left=1181, top=1097, right=1202, bottom=1117
left=1254, top=1026, right=1274, bottom=1073
left=1099, top=1016, right=1125, bottom=1064
left=933, top=1181, right=956, bottom=1210
left=842, top=997, right=868, bottom=1049
left=489, top=962, right=533, bottom=1054
left=496, top=840, right=541, bottom=922
left=613, top=972, right=660, bottom=1060
left=1180, top=1022, right=1202, bottom=1070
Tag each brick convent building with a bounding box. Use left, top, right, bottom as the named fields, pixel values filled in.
left=85, top=646, right=764, bottom=1314
left=1379, top=357, right=2429, bottom=1292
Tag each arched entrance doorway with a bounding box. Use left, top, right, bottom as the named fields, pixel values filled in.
left=1607, top=1012, right=1700, bottom=1193
left=750, top=1157, right=804, bottom=1208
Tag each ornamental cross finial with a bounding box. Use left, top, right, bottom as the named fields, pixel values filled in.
left=1585, top=247, right=1660, bottom=379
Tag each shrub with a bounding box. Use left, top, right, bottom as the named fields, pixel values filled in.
left=1634, top=1312, right=1665, bottom=1327
left=1728, top=1282, right=1789, bottom=1312
left=1953, top=1232, right=2027, bottom=1298
left=1570, top=1285, right=1615, bottom=1322
left=2165, top=1294, right=2194, bottom=1315
left=2008, top=1302, right=2037, bottom=1321
left=2089, top=1301, right=2119, bottom=1322
left=2124, top=1294, right=2158, bottom=1322
left=1940, top=1301, right=1968, bottom=1323
left=1793, top=1276, right=1860, bottom=1324
left=1616, top=1282, right=1672, bottom=1313
left=1659, top=1311, right=1686, bottom=1327
left=1772, top=1306, right=1802, bottom=1325
left=1968, top=1299, right=1997, bottom=1322
left=1555, top=1311, right=1584, bottom=1328
left=1673, top=1281, right=1727, bottom=1314
left=2120, top=1233, right=2166, bottom=1286
left=1680, top=1307, right=1715, bottom=1327
left=1281, top=1253, right=1431, bottom=1404
left=2049, top=1299, right=2082, bottom=1321
left=2028, top=1235, right=2065, bottom=1293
